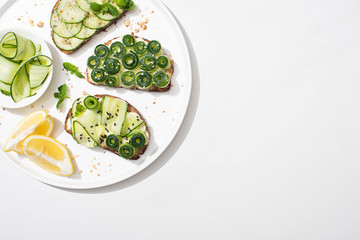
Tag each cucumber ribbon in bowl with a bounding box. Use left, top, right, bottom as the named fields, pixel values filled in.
left=0, top=32, right=53, bottom=103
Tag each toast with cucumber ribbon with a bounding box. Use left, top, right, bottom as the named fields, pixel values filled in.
left=86, top=35, right=174, bottom=91
left=65, top=94, right=149, bottom=160
left=50, top=0, right=134, bottom=54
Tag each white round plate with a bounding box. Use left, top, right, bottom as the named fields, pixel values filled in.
left=0, top=0, right=191, bottom=189
left=0, top=28, right=53, bottom=109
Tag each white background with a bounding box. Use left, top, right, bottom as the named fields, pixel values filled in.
left=1, top=0, right=360, bottom=239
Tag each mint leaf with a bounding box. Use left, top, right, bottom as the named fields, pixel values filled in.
left=113, top=0, right=135, bottom=10
left=75, top=71, right=85, bottom=79
left=54, top=84, right=69, bottom=109
left=56, top=97, right=65, bottom=109
left=58, top=84, right=67, bottom=96
left=63, top=62, right=84, bottom=79
left=54, top=92, right=62, bottom=99
left=106, top=3, right=119, bottom=16
left=90, top=2, right=102, bottom=12
left=63, top=62, right=78, bottom=72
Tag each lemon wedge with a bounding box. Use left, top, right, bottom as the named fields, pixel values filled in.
left=22, top=135, right=73, bottom=176
left=4, top=110, right=54, bottom=153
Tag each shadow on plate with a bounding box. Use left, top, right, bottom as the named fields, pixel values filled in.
left=54, top=7, right=201, bottom=193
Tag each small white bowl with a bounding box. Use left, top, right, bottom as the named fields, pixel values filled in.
left=0, top=28, right=53, bottom=109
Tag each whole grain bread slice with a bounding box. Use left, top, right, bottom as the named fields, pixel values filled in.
left=64, top=94, right=149, bottom=160
left=51, top=0, right=128, bottom=54
left=86, top=35, right=174, bottom=92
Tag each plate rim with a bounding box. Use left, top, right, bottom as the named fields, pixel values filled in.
left=0, top=0, right=192, bottom=189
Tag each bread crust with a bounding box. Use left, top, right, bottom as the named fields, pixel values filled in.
left=86, top=36, right=174, bottom=92
left=51, top=0, right=128, bottom=54
left=64, top=94, right=149, bottom=160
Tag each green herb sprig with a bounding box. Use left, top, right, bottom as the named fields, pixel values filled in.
left=90, top=2, right=119, bottom=16
left=63, top=62, right=85, bottom=79
left=113, top=0, right=135, bottom=10
left=54, top=84, right=69, bottom=109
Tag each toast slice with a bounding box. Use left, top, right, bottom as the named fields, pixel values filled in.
left=51, top=0, right=130, bottom=54
left=86, top=35, right=174, bottom=91
left=65, top=94, right=149, bottom=160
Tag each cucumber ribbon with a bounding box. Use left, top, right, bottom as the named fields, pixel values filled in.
left=0, top=32, right=53, bottom=102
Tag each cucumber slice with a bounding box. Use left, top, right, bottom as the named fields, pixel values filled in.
left=100, top=96, right=128, bottom=135
left=30, top=85, right=42, bottom=96
left=95, top=2, right=123, bottom=21
left=0, top=32, right=35, bottom=61
left=26, top=55, right=53, bottom=88
left=0, top=54, right=19, bottom=84
left=57, top=0, right=88, bottom=24
left=73, top=121, right=97, bottom=147
left=0, top=81, right=10, bottom=93
left=83, top=12, right=110, bottom=29
left=35, top=43, right=41, bottom=54
left=50, top=11, right=82, bottom=38
left=71, top=97, right=83, bottom=116
left=10, top=66, right=30, bottom=103
left=120, top=112, right=144, bottom=137
left=127, top=121, right=148, bottom=142
left=71, top=96, right=102, bottom=143
left=75, top=25, right=96, bottom=39
left=76, top=0, right=91, bottom=12
left=53, top=32, right=84, bottom=51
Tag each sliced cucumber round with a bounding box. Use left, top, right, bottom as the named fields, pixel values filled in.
left=53, top=32, right=84, bottom=51
left=83, top=12, right=110, bottom=29
left=76, top=0, right=91, bottom=13
left=75, top=25, right=96, bottom=39
left=57, top=0, right=88, bottom=24
left=50, top=11, right=82, bottom=38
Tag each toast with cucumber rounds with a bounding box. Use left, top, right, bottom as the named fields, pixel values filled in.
left=50, top=0, right=134, bottom=54
left=86, top=35, right=174, bottom=91
left=65, top=94, right=149, bottom=160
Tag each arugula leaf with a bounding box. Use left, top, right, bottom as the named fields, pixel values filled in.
left=54, top=84, right=69, bottom=109
left=90, top=2, right=102, bottom=12
left=106, top=3, right=119, bottom=16
left=63, top=62, right=84, bottom=79
left=113, top=0, right=135, bottom=10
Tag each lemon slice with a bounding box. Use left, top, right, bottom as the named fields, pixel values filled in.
left=4, top=110, right=54, bottom=153
left=22, top=135, right=73, bottom=176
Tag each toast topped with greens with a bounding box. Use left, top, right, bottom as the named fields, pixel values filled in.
left=86, top=35, right=174, bottom=91
left=65, top=94, right=149, bottom=160
left=51, top=0, right=134, bottom=54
